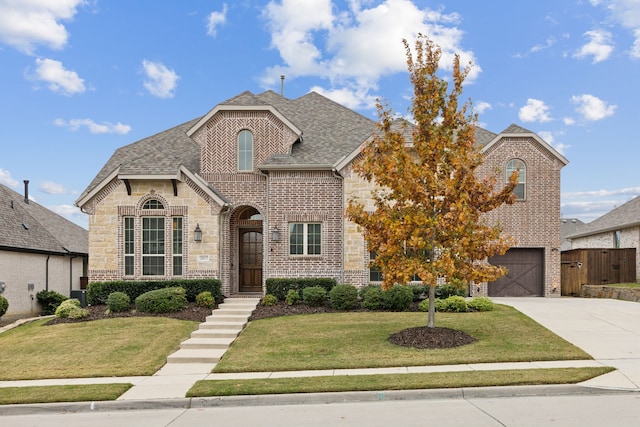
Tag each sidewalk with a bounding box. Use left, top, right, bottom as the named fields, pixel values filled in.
left=1, top=297, right=639, bottom=402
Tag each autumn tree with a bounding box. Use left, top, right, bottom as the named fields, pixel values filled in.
left=347, top=35, right=518, bottom=328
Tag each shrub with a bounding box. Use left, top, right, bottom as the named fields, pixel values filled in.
left=55, top=299, right=81, bottom=318
left=0, top=295, right=8, bottom=318
left=36, top=290, right=68, bottom=315
left=302, top=286, right=327, bottom=307
left=261, top=294, right=278, bottom=306
left=382, top=285, right=414, bottom=311
left=436, top=295, right=468, bottom=312
left=196, top=291, right=216, bottom=309
left=468, top=297, right=495, bottom=312
left=67, top=307, right=89, bottom=319
left=266, top=278, right=336, bottom=301
left=329, top=284, right=358, bottom=310
left=135, top=287, right=187, bottom=314
left=106, top=292, right=131, bottom=313
left=361, top=286, right=383, bottom=310
left=285, top=289, right=301, bottom=306
left=409, top=285, right=428, bottom=301
left=418, top=298, right=430, bottom=312
left=436, top=280, right=468, bottom=299
left=86, top=279, right=222, bottom=305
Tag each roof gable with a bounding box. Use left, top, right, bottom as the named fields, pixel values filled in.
left=482, top=123, right=569, bottom=166
left=0, top=183, right=88, bottom=255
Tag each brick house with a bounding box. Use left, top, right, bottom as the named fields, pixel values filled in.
left=1, top=181, right=88, bottom=321
left=75, top=90, right=568, bottom=297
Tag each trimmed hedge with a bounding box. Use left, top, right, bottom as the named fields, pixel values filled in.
left=106, top=292, right=131, bottom=313
left=36, top=290, right=68, bottom=315
left=329, top=284, right=359, bottom=310
left=135, top=287, right=187, bottom=314
left=266, top=278, right=336, bottom=301
left=0, top=295, right=9, bottom=318
left=87, top=279, right=222, bottom=306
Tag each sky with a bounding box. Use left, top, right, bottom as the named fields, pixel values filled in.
left=1, top=0, right=639, bottom=230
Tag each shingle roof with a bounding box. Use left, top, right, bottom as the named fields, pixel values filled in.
left=0, top=183, right=88, bottom=255
left=567, top=196, right=640, bottom=239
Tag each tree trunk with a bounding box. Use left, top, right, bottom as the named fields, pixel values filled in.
left=427, top=283, right=436, bottom=328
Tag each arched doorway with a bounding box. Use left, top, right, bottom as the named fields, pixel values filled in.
left=237, top=207, right=263, bottom=293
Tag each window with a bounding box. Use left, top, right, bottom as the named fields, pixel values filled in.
left=173, top=217, right=183, bottom=275
left=506, top=159, right=526, bottom=199
left=124, top=217, right=134, bottom=275
left=142, top=217, right=165, bottom=275
left=289, top=223, right=321, bottom=255
left=238, top=130, right=253, bottom=171
left=614, top=230, right=621, bottom=248
left=369, top=252, right=382, bottom=282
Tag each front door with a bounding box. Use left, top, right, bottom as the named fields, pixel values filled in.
left=239, top=229, right=263, bottom=293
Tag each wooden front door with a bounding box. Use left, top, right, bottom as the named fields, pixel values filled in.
left=239, top=229, right=263, bottom=293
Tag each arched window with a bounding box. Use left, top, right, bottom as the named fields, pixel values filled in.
left=506, top=159, right=526, bottom=199
left=238, top=130, right=253, bottom=171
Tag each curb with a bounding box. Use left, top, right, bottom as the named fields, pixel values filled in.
left=0, top=384, right=634, bottom=416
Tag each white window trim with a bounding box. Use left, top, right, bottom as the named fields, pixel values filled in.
left=289, top=222, right=322, bottom=256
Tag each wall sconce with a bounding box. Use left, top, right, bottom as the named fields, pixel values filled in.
left=194, top=224, right=202, bottom=242
left=272, top=226, right=280, bottom=242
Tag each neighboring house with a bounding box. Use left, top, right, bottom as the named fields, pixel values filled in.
left=75, top=90, right=568, bottom=298
left=560, top=218, right=585, bottom=251
left=0, top=181, right=88, bottom=320
left=565, top=195, right=640, bottom=282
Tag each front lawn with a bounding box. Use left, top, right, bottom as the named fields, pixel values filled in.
left=0, top=317, right=198, bottom=380
left=214, top=304, right=591, bottom=373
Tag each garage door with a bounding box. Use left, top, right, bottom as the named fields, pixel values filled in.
left=488, top=248, right=544, bottom=297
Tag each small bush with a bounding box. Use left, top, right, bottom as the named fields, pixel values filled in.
left=196, top=291, right=216, bottom=309
left=106, top=292, right=131, bottom=313
left=68, top=307, right=89, bottom=319
left=55, top=299, right=81, bottom=318
left=409, top=285, right=428, bottom=301
left=261, top=294, right=278, bottom=306
left=329, top=284, right=358, bottom=310
left=135, top=287, right=187, bottom=314
left=302, top=286, right=327, bottom=307
left=36, top=290, right=68, bottom=315
left=418, top=298, right=430, bottom=312
left=382, top=285, right=414, bottom=311
left=285, top=289, right=301, bottom=306
left=436, top=280, right=468, bottom=298
left=468, top=297, right=495, bottom=312
left=0, top=295, right=9, bottom=318
left=436, top=295, right=468, bottom=312
left=361, top=286, right=383, bottom=310
left=265, top=278, right=336, bottom=301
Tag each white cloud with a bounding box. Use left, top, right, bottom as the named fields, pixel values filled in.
left=54, top=118, right=131, bottom=134
left=261, top=0, right=478, bottom=109
left=563, top=117, right=576, bottom=126
left=310, top=85, right=377, bottom=110
left=30, top=58, right=85, bottom=95
left=518, top=98, right=552, bottom=123
left=563, top=186, right=640, bottom=199
left=538, top=130, right=569, bottom=156
left=573, top=29, right=614, bottom=63
left=474, top=101, right=492, bottom=115
left=206, top=3, right=228, bottom=37
left=571, top=94, right=616, bottom=121
left=0, top=0, right=85, bottom=54
left=593, top=0, right=640, bottom=59
left=0, top=168, right=19, bottom=188
left=40, top=181, right=77, bottom=195
left=142, top=60, right=180, bottom=98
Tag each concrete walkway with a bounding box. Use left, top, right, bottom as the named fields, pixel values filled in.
left=1, top=297, right=640, bottom=400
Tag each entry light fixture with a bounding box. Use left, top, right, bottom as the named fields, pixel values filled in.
left=272, top=226, right=280, bottom=242
left=194, top=224, right=202, bottom=242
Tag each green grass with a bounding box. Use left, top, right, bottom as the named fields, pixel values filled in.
left=0, top=317, right=198, bottom=380
left=608, top=283, right=640, bottom=288
left=214, top=305, right=591, bottom=373
left=188, top=367, right=613, bottom=397
left=0, top=384, right=132, bottom=405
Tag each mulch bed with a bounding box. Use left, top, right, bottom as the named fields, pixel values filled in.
left=45, top=300, right=476, bottom=349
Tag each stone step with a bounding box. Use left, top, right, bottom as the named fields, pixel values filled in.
left=191, top=329, right=240, bottom=339
left=180, top=337, right=235, bottom=350
left=199, top=321, right=246, bottom=330
left=213, top=308, right=255, bottom=316
left=205, top=313, right=251, bottom=322
left=167, top=348, right=226, bottom=364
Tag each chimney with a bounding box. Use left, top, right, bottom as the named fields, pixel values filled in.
left=280, top=75, right=285, bottom=96
left=23, top=180, right=29, bottom=204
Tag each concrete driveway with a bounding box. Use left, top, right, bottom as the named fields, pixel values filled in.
left=496, top=297, right=640, bottom=391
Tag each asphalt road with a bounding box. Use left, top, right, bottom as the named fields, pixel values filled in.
left=1, top=388, right=639, bottom=427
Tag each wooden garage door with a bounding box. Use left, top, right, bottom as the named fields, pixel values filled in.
left=488, top=248, right=544, bottom=297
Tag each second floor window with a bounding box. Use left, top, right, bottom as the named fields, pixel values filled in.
left=238, top=130, right=253, bottom=171
left=506, top=159, right=526, bottom=200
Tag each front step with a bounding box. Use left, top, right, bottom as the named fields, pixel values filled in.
left=180, top=337, right=235, bottom=349
left=199, top=321, right=246, bottom=330
left=206, top=313, right=251, bottom=322
left=167, top=348, right=226, bottom=364
left=190, top=329, right=241, bottom=339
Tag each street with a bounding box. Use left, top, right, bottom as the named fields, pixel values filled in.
left=2, top=391, right=639, bottom=427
